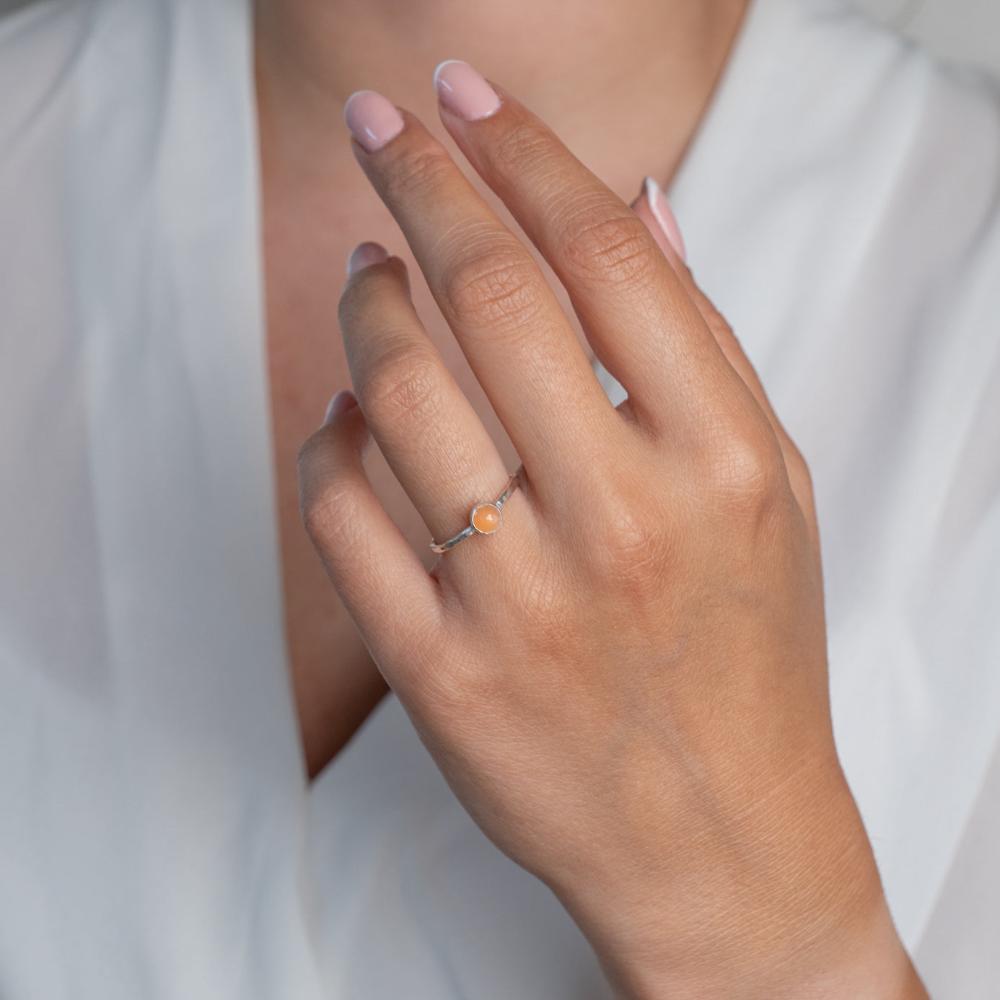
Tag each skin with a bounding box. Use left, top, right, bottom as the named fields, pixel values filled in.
left=255, top=1, right=929, bottom=992
left=296, top=71, right=930, bottom=997
left=255, top=0, right=748, bottom=775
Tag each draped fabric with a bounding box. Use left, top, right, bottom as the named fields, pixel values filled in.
left=0, top=0, right=997, bottom=996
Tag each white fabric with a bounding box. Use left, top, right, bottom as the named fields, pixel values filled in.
left=0, top=0, right=997, bottom=997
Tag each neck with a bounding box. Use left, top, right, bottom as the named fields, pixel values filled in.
left=255, top=0, right=749, bottom=196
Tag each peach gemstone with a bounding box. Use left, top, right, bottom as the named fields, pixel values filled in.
left=471, top=503, right=502, bottom=535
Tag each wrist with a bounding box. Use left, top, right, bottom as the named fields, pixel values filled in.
left=612, top=896, right=925, bottom=1000
left=583, top=875, right=922, bottom=1000
left=550, top=763, right=926, bottom=1000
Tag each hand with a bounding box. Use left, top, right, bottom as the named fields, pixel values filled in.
left=298, top=63, right=927, bottom=998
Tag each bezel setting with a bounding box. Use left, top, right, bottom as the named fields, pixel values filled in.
left=470, top=502, right=503, bottom=535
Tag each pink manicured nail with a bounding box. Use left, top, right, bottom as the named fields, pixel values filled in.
left=433, top=60, right=501, bottom=121
left=643, top=176, right=687, bottom=262
left=344, top=90, right=404, bottom=152
left=324, top=390, right=358, bottom=424
left=346, top=241, right=389, bottom=276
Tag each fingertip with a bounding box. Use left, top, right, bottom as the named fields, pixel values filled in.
left=346, top=241, right=390, bottom=277
left=432, top=58, right=461, bottom=90
left=344, top=89, right=405, bottom=153
left=324, top=389, right=358, bottom=425
left=319, top=392, right=373, bottom=467
left=642, top=176, right=687, bottom=262
left=433, top=59, right=502, bottom=122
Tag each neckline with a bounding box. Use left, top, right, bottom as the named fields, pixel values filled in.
left=670, top=0, right=799, bottom=245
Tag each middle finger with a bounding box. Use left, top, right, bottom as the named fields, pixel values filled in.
left=343, top=90, right=615, bottom=495
left=433, top=61, right=754, bottom=440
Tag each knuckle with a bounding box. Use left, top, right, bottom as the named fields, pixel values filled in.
left=296, top=427, right=330, bottom=476
left=586, top=489, right=673, bottom=593
left=597, top=508, right=668, bottom=573
left=338, top=267, right=392, bottom=328
left=406, top=645, right=471, bottom=713
left=359, top=345, right=442, bottom=426
left=798, top=463, right=816, bottom=508
left=784, top=437, right=812, bottom=486
left=300, top=474, right=365, bottom=552
left=703, top=300, right=735, bottom=343
left=441, top=244, right=543, bottom=330
left=383, top=145, right=454, bottom=203
left=490, top=119, right=555, bottom=177
left=561, top=210, right=660, bottom=287
left=701, top=425, right=784, bottom=515
left=784, top=438, right=817, bottom=507
left=510, top=559, right=580, bottom=658
left=379, top=616, right=449, bottom=695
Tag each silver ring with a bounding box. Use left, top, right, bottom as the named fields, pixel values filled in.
left=429, top=467, right=522, bottom=555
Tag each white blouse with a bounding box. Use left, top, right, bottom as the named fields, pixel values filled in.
left=0, top=0, right=997, bottom=996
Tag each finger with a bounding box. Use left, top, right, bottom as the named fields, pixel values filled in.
left=339, top=242, right=519, bottom=566
left=632, top=178, right=781, bottom=428
left=630, top=177, right=687, bottom=264
left=433, top=61, right=753, bottom=438
left=342, top=89, right=614, bottom=494
left=298, top=393, right=442, bottom=670
left=634, top=180, right=819, bottom=544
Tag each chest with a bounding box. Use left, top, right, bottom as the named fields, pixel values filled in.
left=259, top=172, right=507, bottom=768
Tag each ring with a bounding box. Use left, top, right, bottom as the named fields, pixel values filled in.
left=429, top=467, right=523, bottom=555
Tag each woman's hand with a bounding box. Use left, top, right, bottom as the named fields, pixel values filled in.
left=298, top=62, right=927, bottom=999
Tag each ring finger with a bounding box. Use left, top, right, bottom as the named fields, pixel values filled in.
left=339, top=243, right=523, bottom=565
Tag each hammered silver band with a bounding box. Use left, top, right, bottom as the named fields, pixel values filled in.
left=429, top=467, right=522, bottom=555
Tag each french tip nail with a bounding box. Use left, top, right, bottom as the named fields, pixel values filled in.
left=342, top=89, right=374, bottom=128
left=432, top=59, right=461, bottom=88
left=346, top=241, right=389, bottom=276
left=343, top=89, right=405, bottom=152
left=643, top=175, right=663, bottom=217
left=433, top=59, right=501, bottom=121
left=643, top=175, right=687, bottom=262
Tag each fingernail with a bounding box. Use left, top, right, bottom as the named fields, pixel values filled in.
left=643, top=176, right=687, bottom=262
left=344, top=90, right=405, bottom=152
left=324, top=390, right=358, bottom=424
left=347, top=241, right=389, bottom=277
left=433, top=60, right=501, bottom=121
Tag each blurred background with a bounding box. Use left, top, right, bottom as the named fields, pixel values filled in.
left=1, top=0, right=999, bottom=73
left=859, top=0, right=1000, bottom=71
